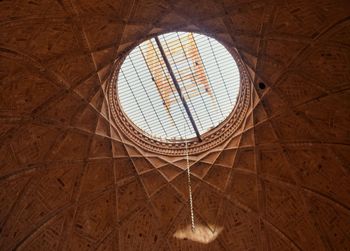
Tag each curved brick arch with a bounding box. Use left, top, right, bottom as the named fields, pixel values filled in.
left=0, top=0, right=349, bottom=250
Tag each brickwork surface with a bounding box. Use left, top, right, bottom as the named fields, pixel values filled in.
left=0, top=0, right=349, bottom=250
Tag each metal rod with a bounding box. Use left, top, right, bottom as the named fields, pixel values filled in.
left=154, top=36, right=202, bottom=142
left=162, top=33, right=206, bottom=131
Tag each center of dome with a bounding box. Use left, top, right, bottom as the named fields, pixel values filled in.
left=117, top=32, right=240, bottom=141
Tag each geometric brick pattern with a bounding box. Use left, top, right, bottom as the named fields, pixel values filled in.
left=0, top=0, right=349, bottom=250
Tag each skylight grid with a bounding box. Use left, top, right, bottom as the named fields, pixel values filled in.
left=117, top=32, right=240, bottom=140
left=147, top=39, right=194, bottom=139
left=160, top=35, right=213, bottom=131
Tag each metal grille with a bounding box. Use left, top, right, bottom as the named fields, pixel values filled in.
left=117, top=32, right=240, bottom=141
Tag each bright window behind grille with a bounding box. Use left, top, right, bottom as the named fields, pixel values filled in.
left=117, top=32, right=240, bottom=140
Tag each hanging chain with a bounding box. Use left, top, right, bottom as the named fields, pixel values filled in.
left=185, top=140, right=195, bottom=232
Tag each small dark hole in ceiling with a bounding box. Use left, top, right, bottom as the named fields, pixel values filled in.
left=258, top=82, right=266, bottom=90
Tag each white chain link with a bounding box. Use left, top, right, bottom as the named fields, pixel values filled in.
left=185, top=140, right=195, bottom=232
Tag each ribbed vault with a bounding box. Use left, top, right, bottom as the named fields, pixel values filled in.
left=0, top=0, right=349, bottom=250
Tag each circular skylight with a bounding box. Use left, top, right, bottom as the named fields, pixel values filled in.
left=117, top=32, right=240, bottom=141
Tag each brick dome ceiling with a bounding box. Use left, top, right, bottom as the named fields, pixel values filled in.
left=0, top=0, right=350, bottom=250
